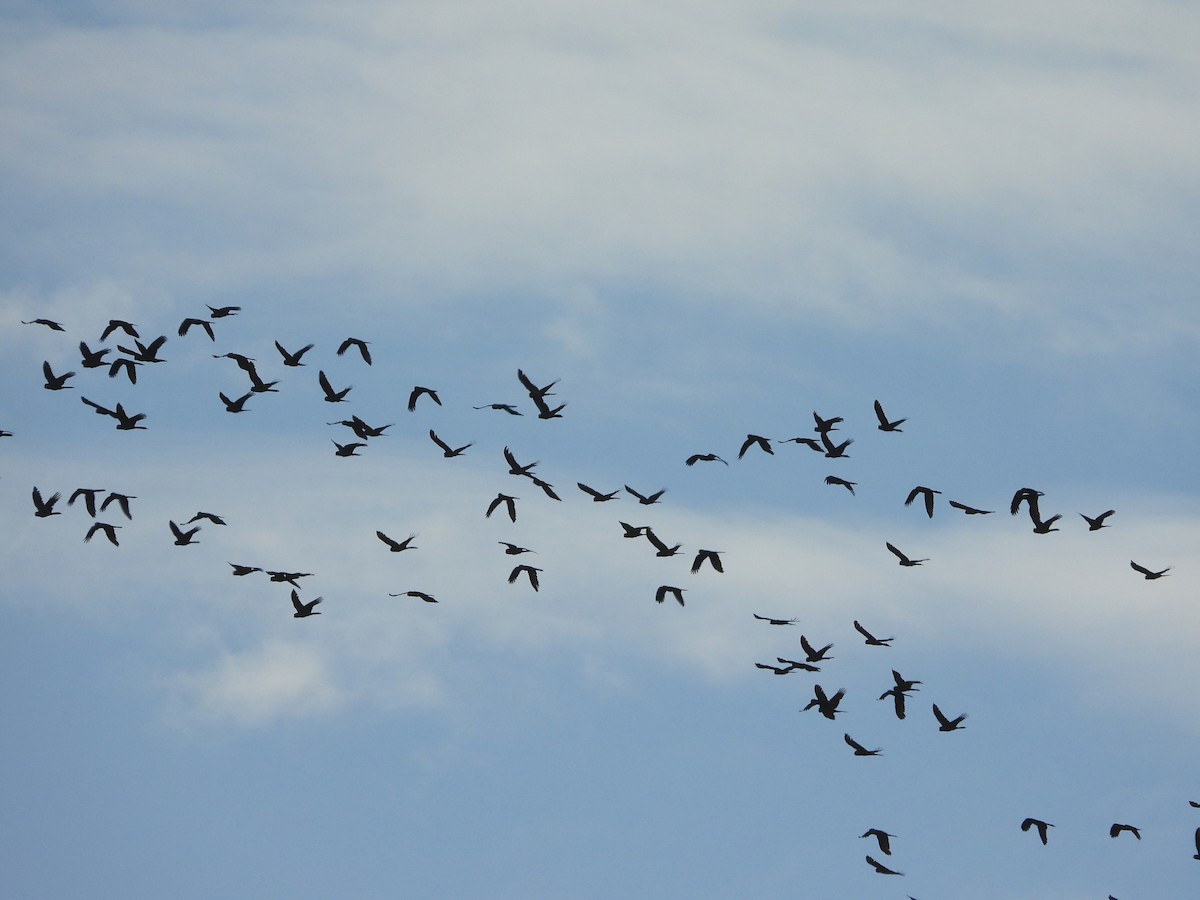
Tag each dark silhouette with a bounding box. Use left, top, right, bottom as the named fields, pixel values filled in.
left=42, top=361, right=75, bottom=390
left=686, top=453, right=728, bottom=466
left=865, top=855, right=903, bottom=876
left=391, top=590, right=437, bottom=603
left=33, top=487, right=62, bottom=517
left=508, top=564, right=542, bottom=591
left=879, top=686, right=908, bottom=719
left=1021, top=818, right=1054, bottom=845
left=267, top=571, right=314, bottom=586
left=100, top=492, right=135, bottom=519
left=861, top=829, right=894, bottom=855
left=802, top=684, right=845, bottom=719
left=529, top=476, right=561, bottom=501
left=108, top=357, right=141, bottom=384
left=1130, top=561, right=1170, bottom=580
left=117, top=335, right=167, bottom=363
left=318, top=370, right=352, bottom=403
left=1193, top=827, right=1200, bottom=861
left=100, top=320, right=138, bottom=340
left=337, top=338, right=372, bottom=364
left=691, top=550, right=724, bottom=573
left=1032, top=514, right=1062, bottom=534
left=332, top=440, right=365, bottom=457
left=229, top=563, right=263, bottom=576
left=291, top=590, right=322, bottom=617
left=23, top=318, right=64, bottom=331
left=886, top=542, right=927, bottom=567
left=474, top=403, right=522, bottom=415
left=207, top=305, right=240, bottom=318
left=1081, top=510, right=1115, bottom=530
left=873, top=400, right=906, bottom=432
left=825, top=475, right=856, bottom=494
left=219, top=390, right=253, bottom=413
left=577, top=483, right=620, bottom=501
left=178, top=317, right=215, bottom=340
left=79, top=341, right=111, bottom=368
left=781, top=437, right=823, bottom=452
left=756, top=662, right=798, bottom=675
left=1109, top=823, right=1141, bottom=840
left=890, top=669, right=922, bottom=693
left=812, top=411, right=842, bottom=433
left=68, top=487, right=104, bottom=517
left=753, top=613, right=796, bottom=625
left=644, top=528, right=682, bottom=557
left=408, top=386, right=441, bottom=411
left=655, top=585, right=686, bottom=606
left=504, top=446, right=539, bottom=477
left=800, top=635, right=834, bottom=662
left=276, top=341, right=314, bottom=366
left=84, top=521, right=121, bottom=545
left=775, top=657, right=819, bottom=672
left=844, top=733, right=882, bottom=756
left=498, top=542, right=535, bottom=555
left=905, top=485, right=941, bottom=518
left=738, top=434, right=773, bottom=458
left=932, top=703, right=967, bottom=731
left=625, top=485, right=665, bottom=505
left=619, top=522, right=649, bottom=538
left=376, top=531, right=417, bottom=552
left=428, top=429, right=471, bottom=457
left=486, top=493, right=518, bottom=522
left=169, top=520, right=201, bottom=545
left=854, top=620, right=893, bottom=646
left=948, top=500, right=994, bottom=515
left=1010, top=487, right=1045, bottom=520
left=81, top=397, right=148, bottom=430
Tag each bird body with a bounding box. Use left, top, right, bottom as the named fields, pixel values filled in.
left=291, top=590, right=322, bottom=617
left=1021, top=818, right=1054, bottom=845
left=932, top=703, right=967, bottom=731
left=655, top=585, right=686, bottom=606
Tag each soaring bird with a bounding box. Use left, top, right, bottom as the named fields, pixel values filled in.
left=207, top=305, right=240, bottom=318
left=1109, top=823, right=1141, bottom=840
left=625, top=485, right=666, bottom=505
left=32, top=487, right=62, bottom=517
left=486, top=494, right=518, bottom=522
left=577, top=483, right=620, bottom=502
left=100, top=319, right=138, bottom=340
left=276, top=341, right=314, bottom=366
left=844, top=733, right=882, bottom=756
left=332, top=440, right=365, bottom=457
left=116, top=335, right=167, bottom=363
left=79, top=341, right=111, bottom=368
left=84, top=522, right=121, bottom=546
left=1032, top=514, right=1062, bottom=534
left=753, top=613, right=797, bottom=626
left=1021, top=818, right=1054, bottom=845
left=886, top=542, right=927, bottom=567
left=932, top=703, right=967, bottom=731
left=498, top=542, right=535, bottom=555
left=318, top=370, right=352, bottom=403
left=780, top=437, right=823, bottom=452
left=820, top=432, right=853, bottom=458
left=503, top=446, right=538, bottom=476
left=738, top=434, right=774, bottom=459
left=68, top=487, right=104, bottom=517
left=529, top=476, right=561, bottom=501
left=756, top=662, right=799, bottom=675
left=873, top=400, right=906, bottom=432
left=169, top=521, right=201, bottom=545
left=948, top=500, right=994, bottom=515
left=800, top=635, right=834, bottom=662
left=337, top=337, right=372, bottom=364
left=1081, top=510, right=1115, bottom=530
left=644, top=529, right=683, bottom=557
left=428, top=429, right=472, bottom=457
left=508, top=564, right=542, bottom=591
left=686, top=453, right=728, bottom=466
left=391, top=590, right=437, bottom=603
left=1130, top=561, right=1170, bottom=579
left=691, top=550, right=724, bottom=573
left=23, top=318, right=65, bottom=331
left=108, top=357, right=141, bottom=384
left=407, top=386, right=441, bottom=411
left=655, top=585, right=686, bottom=606
left=229, top=563, right=263, bottom=576
left=854, top=620, right=893, bottom=646
left=100, top=492, right=136, bottom=519
left=865, top=855, right=903, bottom=876
left=178, top=317, right=215, bottom=340
left=42, top=361, right=75, bottom=390
left=905, top=485, right=942, bottom=518
left=812, top=411, right=842, bottom=433
left=825, top=475, right=856, bottom=494
left=376, top=531, right=417, bottom=552
left=267, top=571, right=314, bottom=586
left=619, top=521, right=649, bottom=538
left=861, top=829, right=895, bottom=855
left=474, top=403, right=523, bottom=415
left=219, top=390, right=253, bottom=413
left=802, top=684, right=845, bottom=720
left=291, top=590, right=322, bottom=618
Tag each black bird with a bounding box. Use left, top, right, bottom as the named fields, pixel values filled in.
left=117, top=335, right=167, bottom=363
left=517, top=368, right=558, bottom=400
left=1193, top=827, right=1200, bottom=861
left=376, top=531, right=417, bottom=552
left=508, top=564, right=542, bottom=591
left=84, top=522, right=121, bottom=545
left=844, top=733, right=882, bottom=756
left=655, top=585, right=686, bottom=606
left=861, top=829, right=895, bottom=855
left=691, top=550, right=724, bottom=573
left=577, top=482, right=620, bottom=501
left=318, top=370, right=352, bottom=403
left=100, top=319, right=138, bottom=340
left=291, top=590, right=322, bottom=618
left=532, top=396, right=567, bottom=420
left=178, top=317, right=215, bottom=340
left=219, top=390, right=253, bottom=413
left=825, top=475, right=856, bottom=494
left=332, top=439, right=366, bottom=457
left=79, top=341, right=111, bottom=368
left=854, top=620, right=893, bottom=646
left=33, top=487, right=62, bottom=517
left=820, top=431, right=853, bottom=458
left=1021, top=818, right=1054, bottom=845
left=948, top=499, right=994, bottom=515
left=498, top=542, right=535, bottom=555
left=229, top=563, right=262, bottom=576
left=890, top=670, right=922, bottom=693
left=775, top=657, right=820, bottom=672
left=169, top=520, right=201, bottom=545
left=486, top=494, right=518, bottom=522
left=81, top=397, right=149, bottom=430
left=23, top=318, right=65, bottom=331
left=428, top=429, right=471, bottom=457
left=1109, top=823, right=1141, bottom=840
left=68, top=487, right=104, bottom=517
left=1032, top=514, right=1062, bottom=534
left=267, top=571, right=314, bottom=586
left=873, top=400, right=906, bottom=432
left=108, top=357, right=141, bottom=384
left=781, top=436, right=824, bottom=452
left=337, top=337, right=372, bottom=364
left=886, top=542, right=927, bottom=567
left=391, top=590, right=437, bottom=603
left=644, top=528, right=683, bottom=557
left=474, top=403, right=522, bottom=415
left=1130, top=560, right=1170, bottom=579
left=756, top=662, right=798, bottom=675
left=329, top=416, right=390, bottom=439
left=207, top=305, right=240, bottom=318
left=753, top=613, right=796, bottom=625
left=802, top=684, right=845, bottom=719
left=503, top=446, right=539, bottom=477
left=686, top=453, right=728, bottom=466
left=276, top=341, right=314, bottom=366
left=812, top=411, right=842, bottom=433
left=905, top=485, right=941, bottom=518
left=625, top=485, right=665, bottom=505
left=407, top=386, right=441, bottom=411
left=800, top=635, right=834, bottom=662
left=100, top=492, right=136, bottom=519
left=529, top=476, right=561, bottom=501
left=1081, top=510, right=1115, bottom=530
left=42, top=361, right=75, bottom=390
left=879, top=687, right=908, bottom=719
left=619, top=521, right=649, bottom=538
left=932, top=703, right=967, bottom=731
left=738, top=434, right=773, bottom=458
left=245, top=367, right=279, bottom=393
left=865, top=855, right=903, bottom=876
left=1010, top=487, right=1045, bottom=520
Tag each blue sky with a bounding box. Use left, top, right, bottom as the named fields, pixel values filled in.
left=2, top=2, right=1198, bottom=897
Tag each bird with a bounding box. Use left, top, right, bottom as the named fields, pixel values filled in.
left=498, top=542, right=535, bottom=555
left=474, top=403, right=522, bottom=415
left=1010, top=487, right=1045, bottom=520
left=685, top=453, right=728, bottom=466
left=116, top=335, right=167, bottom=363
left=873, top=400, right=906, bottom=432
left=756, top=662, right=799, bottom=675
left=800, top=635, right=834, bottom=662
left=1032, top=514, right=1062, bottom=534
left=332, top=440, right=365, bottom=457
left=407, top=386, right=441, bottom=411
left=932, top=703, right=967, bottom=731
left=275, top=341, right=314, bottom=366
left=690, top=550, right=724, bottom=573
left=178, top=317, right=216, bottom=340
left=619, top=522, right=649, bottom=538
left=32, top=487, right=62, bottom=517
left=508, top=564, right=542, bottom=591
left=780, top=436, right=823, bottom=452
left=84, top=522, right=121, bottom=545
left=207, top=305, right=240, bottom=318
left=22, top=318, right=65, bottom=331
left=655, top=585, right=686, bottom=606
left=844, top=733, right=882, bottom=756
left=391, top=590, right=437, bottom=603
left=532, top=396, right=567, bottom=420
left=517, top=368, right=558, bottom=400
left=879, top=687, right=908, bottom=719
left=1193, top=827, right=1200, bottom=861
left=820, top=432, right=853, bottom=458
left=108, top=357, right=141, bottom=384
left=812, top=411, right=842, bottom=433
left=577, top=482, right=620, bottom=501
left=802, top=684, right=845, bottom=719
left=229, top=563, right=262, bottom=576
left=890, top=670, right=922, bottom=693
left=219, top=390, right=253, bottom=413
left=753, top=613, right=796, bottom=625
left=78, top=341, right=111, bottom=368
left=529, top=476, right=561, bottom=501
left=337, top=337, right=372, bottom=364
left=68, top=487, right=104, bottom=517
left=99, top=319, right=138, bottom=340
left=1109, top=823, right=1141, bottom=840
left=99, top=492, right=136, bottom=519
left=625, top=485, right=665, bottom=505
left=267, top=571, right=314, bottom=586
left=245, top=367, right=279, bottom=394
left=775, top=657, right=820, bottom=672
left=825, top=475, right=856, bottom=494
left=854, top=620, right=893, bottom=646
left=1081, top=510, right=1115, bottom=530
left=486, top=494, right=518, bottom=522
left=376, top=531, right=417, bottom=552
left=428, top=429, right=471, bottom=457
left=861, top=829, right=894, bottom=855
left=503, top=446, right=539, bottom=476
left=738, top=434, right=774, bottom=458
left=318, top=370, right=352, bottom=402
left=329, top=416, right=390, bottom=439
left=1130, top=561, right=1170, bottom=579
left=948, top=499, right=994, bottom=515
left=169, top=521, right=201, bottom=545
left=42, top=361, right=75, bottom=390
left=886, top=542, right=927, bottom=567
left=905, top=485, right=941, bottom=518
left=644, top=529, right=683, bottom=557
left=108, top=403, right=148, bottom=431
left=865, top=855, right=903, bottom=876
left=291, top=590, right=322, bottom=618
left=1021, top=818, right=1054, bottom=845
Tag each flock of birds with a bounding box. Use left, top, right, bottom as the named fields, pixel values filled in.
left=12, top=312, right=1192, bottom=894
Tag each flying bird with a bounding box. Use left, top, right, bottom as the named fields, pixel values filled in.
left=1193, top=827, right=1200, bottom=861
left=337, top=337, right=372, bottom=364
left=1032, top=514, right=1062, bottom=534
left=207, top=305, right=240, bottom=318
left=486, top=493, right=518, bottom=522
left=802, top=684, right=845, bottom=720
left=800, top=635, right=834, bottom=662
left=503, top=446, right=539, bottom=476
left=79, top=341, right=111, bottom=368
left=116, top=335, right=167, bottom=363
left=886, top=542, right=927, bottom=567
left=932, top=703, right=967, bottom=731
left=508, top=564, right=542, bottom=591
left=753, top=613, right=797, bottom=626
left=291, top=590, right=322, bottom=618
left=1081, top=510, right=1115, bottom=530
left=318, top=370, right=352, bottom=403
left=1021, top=818, right=1054, bottom=845
left=825, top=475, right=856, bottom=494
left=23, top=318, right=65, bottom=331
left=100, top=319, right=138, bottom=340
left=100, top=492, right=136, bottom=519
left=904, top=485, right=942, bottom=518
left=229, top=563, right=263, bottom=576
left=1130, top=561, right=1170, bottom=579
left=619, top=522, right=649, bottom=538
left=865, top=855, right=903, bottom=876
left=1010, top=487, right=1045, bottom=520
left=879, top=687, right=908, bottom=720
left=890, top=670, right=922, bottom=693
left=376, top=531, right=417, bottom=552
left=276, top=341, right=314, bottom=366
left=84, top=521, right=121, bottom=546
left=428, top=429, right=472, bottom=457
left=407, top=386, right=441, bottom=411
left=844, top=733, right=882, bottom=756
left=780, top=437, right=823, bottom=452
left=178, top=317, right=216, bottom=340
left=873, top=399, right=906, bottom=432
left=642, top=528, right=682, bottom=558
left=68, top=487, right=104, bottom=517
left=529, top=476, right=561, bottom=501
left=738, top=434, right=774, bottom=458
left=332, top=440, right=365, bottom=457
left=577, top=482, right=620, bottom=501
left=854, top=620, right=893, bottom=646
left=32, top=487, right=62, bottom=517
left=812, top=411, right=843, bottom=433
left=391, top=590, right=437, bottom=603
left=755, top=662, right=799, bottom=675
left=685, top=453, right=728, bottom=466
left=655, top=585, right=686, bottom=606
left=169, top=520, right=201, bottom=545
left=625, top=485, right=666, bottom=505
left=219, top=390, right=253, bottom=413
left=948, top=500, right=994, bottom=515
left=819, top=432, right=853, bottom=458
left=498, top=542, right=535, bottom=555
left=108, top=357, right=141, bottom=383
left=690, top=550, right=724, bottom=573
left=775, top=658, right=820, bottom=673
left=42, top=361, right=75, bottom=390
left=861, top=829, right=895, bottom=855
left=1109, top=823, right=1141, bottom=840
left=267, top=571, right=314, bottom=586
left=474, top=403, right=522, bottom=415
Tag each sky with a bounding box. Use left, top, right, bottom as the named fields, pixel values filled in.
left=2, top=1, right=1199, bottom=897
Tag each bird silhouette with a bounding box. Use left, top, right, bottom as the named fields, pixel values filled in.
left=267, top=571, right=314, bottom=586
left=337, top=338, right=372, bottom=364
left=1130, top=561, right=1170, bottom=579
left=800, top=635, right=834, bottom=662
left=1081, top=510, right=1115, bottom=530
left=685, top=453, right=728, bottom=466
left=890, top=670, right=922, bottom=693
left=407, top=386, right=441, bottom=411
left=820, top=431, right=853, bottom=458
left=780, top=437, right=823, bottom=452
left=503, top=446, right=539, bottom=476
left=498, top=542, right=535, bottom=555
left=291, top=590, right=322, bottom=617
left=825, top=475, right=856, bottom=494
left=108, top=357, right=141, bottom=384
left=802, top=684, right=845, bottom=719
left=905, top=485, right=942, bottom=518
left=812, top=411, right=842, bottom=433
left=756, top=662, right=798, bottom=675
left=391, top=590, right=437, bottom=603
left=33, top=487, right=62, bottom=517
left=738, top=434, right=774, bottom=458
left=529, top=476, right=561, bottom=501
left=861, top=829, right=895, bottom=855
left=625, top=485, right=665, bottom=505
left=100, top=492, right=136, bottom=519
left=169, top=521, right=201, bottom=545
left=68, top=487, right=104, bottom=517
left=873, top=400, right=906, bottom=432
left=774, top=657, right=820, bottom=672
left=82, top=397, right=147, bottom=430
left=428, top=429, right=472, bottom=457
left=1193, top=827, right=1200, bottom=860
left=644, top=528, right=683, bottom=557
left=1109, top=823, right=1141, bottom=840
left=178, top=317, right=215, bottom=340
left=619, top=521, right=649, bottom=538
left=854, top=620, right=893, bottom=646
left=753, top=613, right=797, bottom=625
left=207, top=305, right=240, bottom=318
left=690, top=550, right=724, bottom=573
left=42, top=361, right=76, bottom=390
left=219, top=390, right=253, bottom=413
left=577, top=483, right=620, bottom=501
left=23, top=318, right=65, bottom=331
left=948, top=500, right=994, bottom=515
left=1032, top=514, right=1062, bottom=534
left=117, top=335, right=167, bottom=363
left=879, top=687, right=908, bottom=719
left=275, top=341, right=314, bottom=366
left=474, top=403, right=523, bottom=415
left=376, top=531, right=417, bottom=552
left=844, top=733, right=882, bottom=756
left=1010, top=487, right=1045, bottom=520
left=508, top=564, right=542, bottom=591
left=1021, top=818, right=1054, bottom=845
left=486, top=494, right=518, bottom=522
left=229, top=563, right=263, bottom=576
left=84, top=521, right=121, bottom=545
left=932, top=703, right=967, bottom=731
left=865, top=855, right=903, bottom=876
left=100, top=319, right=138, bottom=340
left=318, top=370, right=352, bottom=403
left=886, top=542, right=927, bottom=567
left=245, top=367, right=279, bottom=393
left=332, top=440, right=365, bottom=457
left=79, top=341, right=111, bottom=368
left=655, top=585, right=686, bottom=606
